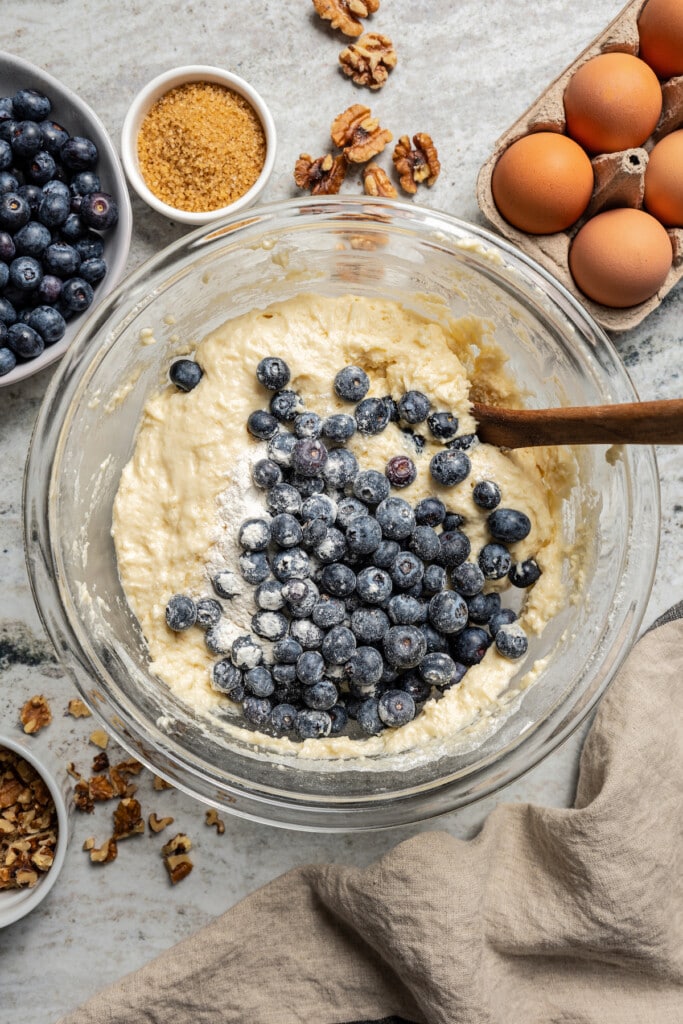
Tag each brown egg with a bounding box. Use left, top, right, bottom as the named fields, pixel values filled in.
left=644, top=130, right=683, bottom=226
left=491, top=132, right=594, bottom=234
left=638, top=0, right=683, bottom=79
left=569, top=208, right=672, bottom=308
left=564, top=53, right=662, bottom=153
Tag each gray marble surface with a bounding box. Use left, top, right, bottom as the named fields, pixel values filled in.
left=1, top=1, right=681, bottom=1021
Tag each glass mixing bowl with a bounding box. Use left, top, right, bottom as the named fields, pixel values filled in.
left=24, top=197, right=659, bottom=831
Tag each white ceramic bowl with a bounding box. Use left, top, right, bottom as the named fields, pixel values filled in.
left=0, top=734, right=69, bottom=928
left=0, top=51, right=132, bottom=389
left=120, top=65, right=276, bottom=226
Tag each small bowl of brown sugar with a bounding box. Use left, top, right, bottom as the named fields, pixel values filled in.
left=121, top=65, right=276, bottom=225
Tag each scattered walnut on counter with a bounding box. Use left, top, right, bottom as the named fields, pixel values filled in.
left=161, top=832, right=192, bottom=857
left=331, top=104, right=392, bottom=163
left=20, top=695, right=52, bottom=735
left=87, top=837, right=118, bottom=864
left=312, top=0, right=379, bottom=38
left=89, top=729, right=109, bottom=750
left=161, top=833, right=193, bottom=884
left=363, top=162, right=397, bottom=197
left=392, top=133, right=441, bottom=194
left=149, top=812, right=174, bottom=833
left=92, top=752, right=109, bottom=773
left=66, top=699, right=91, bottom=719
left=339, top=33, right=396, bottom=90
left=205, top=808, right=226, bottom=835
left=294, top=152, right=348, bottom=195
left=0, top=747, right=59, bottom=890
left=153, top=775, right=173, bottom=791
left=112, top=798, right=145, bottom=840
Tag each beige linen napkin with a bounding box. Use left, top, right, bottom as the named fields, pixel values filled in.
left=59, top=615, right=683, bottom=1024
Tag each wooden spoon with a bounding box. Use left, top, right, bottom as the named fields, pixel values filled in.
left=471, top=397, right=683, bottom=449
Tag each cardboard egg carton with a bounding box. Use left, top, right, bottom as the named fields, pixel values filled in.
left=476, top=0, right=683, bottom=332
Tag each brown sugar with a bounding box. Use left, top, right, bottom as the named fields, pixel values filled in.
left=137, top=82, right=267, bottom=213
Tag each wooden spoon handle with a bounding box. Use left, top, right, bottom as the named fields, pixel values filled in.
left=472, top=398, right=683, bottom=449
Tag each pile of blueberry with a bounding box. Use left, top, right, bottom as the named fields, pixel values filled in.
left=164, top=355, right=542, bottom=742
left=0, top=87, right=119, bottom=377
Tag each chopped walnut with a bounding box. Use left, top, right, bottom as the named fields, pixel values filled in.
left=312, top=0, right=379, bottom=38
left=89, top=729, right=109, bottom=749
left=66, top=762, right=81, bottom=780
left=73, top=780, right=94, bottom=814
left=88, top=837, right=117, bottom=864
left=149, top=812, right=174, bottom=833
left=66, top=698, right=91, bottom=718
left=112, top=798, right=145, bottom=840
left=164, top=853, right=193, bottom=885
left=92, top=752, right=109, bottom=773
left=20, top=695, right=52, bottom=735
left=363, top=163, right=398, bottom=198
left=392, top=133, right=441, bottom=194
left=82, top=836, right=95, bottom=851
left=339, top=33, right=396, bottom=90
left=330, top=104, right=392, bottom=163
left=294, top=152, right=348, bottom=195
left=113, top=758, right=144, bottom=776
left=205, top=809, right=225, bottom=835
left=162, top=832, right=192, bottom=857
left=153, top=776, right=173, bottom=791
left=0, top=747, right=59, bottom=890
left=89, top=775, right=115, bottom=802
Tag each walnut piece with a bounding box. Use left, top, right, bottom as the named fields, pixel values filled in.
left=66, top=698, right=91, bottom=718
left=92, top=752, right=109, bottom=773
left=20, top=695, right=52, bottom=735
left=89, top=775, right=115, bottom=802
left=363, top=163, right=397, bottom=198
left=294, top=153, right=348, bottom=195
left=339, top=33, right=396, bottom=90
left=392, top=133, right=441, bottom=194
left=161, top=832, right=192, bottom=857
left=330, top=104, right=392, bottom=163
left=153, top=776, right=173, bottom=791
left=164, top=853, right=193, bottom=885
left=312, top=0, right=379, bottom=38
left=112, top=798, right=144, bottom=840
left=88, top=837, right=117, bottom=864
left=205, top=808, right=226, bottom=835
left=89, top=729, right=109, bottom=749
left=149, top=812, right=174, bottom=833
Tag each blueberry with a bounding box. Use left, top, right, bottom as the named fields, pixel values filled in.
left=236, top=518, right=270, bottom=553
left=295, top=708, right=332, bottom=739
left=256, top=356, right=290, bottom=390
left=61, top=137, right=99, bottom=172
left=39, top=119, right=69, bottom=154
left=69, top=170, right=101, bottom=198
left=9, top=120, right=43, bottom=158
left=255, top=579, right=285, bottom=611
left=13, top=220, right=51, bottom=257
left=450, top=626, right=490, bottom=665
left=436, top=529, right=471, bottom=568
left=251, top=610, right=288, bottom=641
left=205, top=626, right=235, bottom=656
left=13, top=89, right=51, bottom=121
left=0, top=192, right=30, bottom=231
left=378, top=689, right=416, bottom=727
left=281, top=578, right=319, bottom=618
left=430, top=449, right=471, bottom=487
left=245, top=665, right=275, bottom=697
left=37, top=191, right=70, bottom=228
left=239, top=550, right=271, bottom=584
left=169, top=358, right=203, bottom=391
left=289, top=618, right=324, bottom=650
left=375, top=497, right=415, bottom=540
left=0, top=139, right=11, bottom=171
left=328, top=703, right=349, bottom=735
left=270, top=513, right=302, bottom=549
left=336, top=495, right=368, bottom=529
left=0, top=170, right=19, bottom=194
left=387, top=594, right=424, bottom=625
left=292, top=437, right=328, bottom=476
left=397, top=389, right=430, bottom=423
left=165, top=594, right=196, bottom=631
left=409, top=525, right=440, bottom=561
left=345, top=515, right=382, bottom=556
left=443, top=512, right=465, bottom=531
left=385, top=455, right=417, bottom=489
left=467, top=591, right=501, bottom=625
left=273, top=637, right=304, bottom=664
left=195, top=598, right=223, bottom=629
left=428, top=590, right=468, bottom=633
left=7, top=322, right=43, bottom=359
left=302, top=519, right=328, bottom=550
left=356, top=698, right=384, bottom=735
left=211, top=659, right=245, bottom=699
left=243, top=696, right=273, bottom=728
left=413, top=497, right=446, bottom=527
left=390, top=551, right=424, bottom=590
left=473, top=480, right=501, bottom=510
left=252, top=458, right=282, bottom=489
left=301, top=493, right=337, bottom=525
left=36, top=274, right=62, bottom=305
left=271, top=547, right=311, bottom=582
left=489, top=607, right=518, bottom=637
left=0, top=347, right=16, bottom=376
left=266, top=482, right=302, bottom=516
left=247, top=409, right=279, bottom=440
left=271, top=702, right=298, bottom=734
left=312, top=595, right=346, bottom=629
left=267, top=430, right=297, bottom=466
left=322, top=413, right=356, bottom=442
left=320, top=561, right=356, bottom=598
left=270, top=388, right=303, bottom=422
left=402, top=429, right=427, bottom=454
left=304, top=678, right=340, bottom=714
left=355, top=396, right=391, bottom=435
left=17, top=184, right=43, bottom=214
left=420, top=622, right=450, bottom=654
left=27, top=150, right=56, bottom=185
left=334, top=364, right=369, bottom=401
left=345, top=646, right=384, bottom=692
left=322, top=625, right=357, bottom=666
left=289, top=473, right=325, bottom=498
left=355, top=566, right=393, bottom=605
left=43, top=241, right=80, bottom=277
left=450, top=433, right=480, bottom=452
left=383, top=624, right=427, bottom=669
left=79, top=257, right=107, bottom=285
left=212, top=570, right=240, bottom=599
left=350, top=606, right=390, bottom=642
left=0, top=231, right=15, bottom=261
left=294, top=649, right=325, bottom=686
left=232, top=634, right=264, bottom=669
left=487, top=508, right=531, bottom=544
left=322, top=447, right=358, bottom=488
left=42, top=179, right=70, bottom=200
left=509, top=558, right=542, bottom=588
left=26, top=305, right=66, bottom=345
left=399, top=672, right=432, bottom=703
left=9, top=255, right=42, bottom=291
left=0, top=298, right=18, bottom=328
left=451, top=561, right=485, bottom=597
left=478, top=543, right=512, bottom=580
left=293, top=411, right=322, bottom=438
left=495, top=623, right=529, bottom=660
left=73, top=232, right=103, bottom=261
left=313, top=527, right=348, bottom=565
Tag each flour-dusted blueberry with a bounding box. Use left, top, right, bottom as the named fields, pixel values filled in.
left=409, top=525, right=440, bottom=562
left=383, top=624, right=427, bottom=670
left=270, top=388, right=303, bottom=423
left=334, top=364, right=370, bottom=402
left=293, top=411, right=322, bottom=439
left=508, top=558, right=542, bottom=588
left=165, top=594, right=196, bottom=631
left=251, top=610, right=288, bottom=641
left=256, top=356, right=290, bottom=391
left=378, top=689, right=416, bottom=728
left=271, top=547, right=311, bottom=582
left=281, top=578, right=319, bottom=618
left=296, top=650, right=325, bottom=686
left=443, top=512, right=466, bottom=531
left=273, top=637, right=303, bottom=664
left=7, top=323, right=43, bottom=359
left=271, top=703, right=298, bottom=734
left=436, top=529, right=471, bottom=568
left=195, top=598, right=223, bottom=630
left=430, top=449, right=471, bottom=487
left=247, top=409, right=279, bottom=440
left=267, top=430, right=297, bottom=467
left=373, top=539, right=400, bottom=569
left=413, top=498, right=445, bottom=529
left=355, top=396, right=391, bottom=435
left=467, top=591, right=501, bottom=626
left=488, top=508, right=532, bottom=544
left=383, top=395, right=399, bottom=422
left=238, top=517, right=271, bottom=551
left=451, top=626, right=490, bottom=665
left=26, top=305, right=66, bottom=346
left=322, top=447, right=359, bottom=488
left=272, top=662, right=297, bottom=688
left=289, top=473, right=325, bottom=498
left=0, top=347, right=16, bottom=376
left=385, top=455, right=417, bottom=489
left=400, top=672, right=432, bottom=703
left=266, top=482, right=302, bottom=516
left=322, top=413, right=356, bottom=443
left=448, top=433, right=479, bottom=452
left=387, top=594, right=423, bottom=625
left=397, top=389, right=430, bottom=424
left=295, top=708, right=332, bottom=739
left=444, top=661, right=468, bottom=689
left=418, top=651, right=456, bottom=687
left=427, top=411, right=459, bottom=440
left=302, top=493, right=338, bottom=525
left=270, top=513, right=303, bottom=548
left=428, top=590, right=468, bottom=634
left=346, top=515, right=382, bottom=557
left=313, top=527, right=347, bottom=564
left=204, top=623, right=233, bottom=655
left=302, top=519, right=328, bottom=550
left=239, top=550, right=271, bottom=584
left=304, top=678, right=339, bottom=711
left=451, top=561, right=485, bottom=597
left=473, top=480, right=501, bottom=510
left=356, top=698, right=384, bottom=735
left=312, top=595, right=346, bottom=629
left=420, top=622, right=450, bottom=654
left=211, top=659, right=244, bottom=700
left=321, top=625, right=356, bottom=665
left=232, top=634, right=264, bottom=669
left=489, top=607, right=518, bottom=637
left=478, top=543, right=512, bottom=580
left=243, top=696, right=272, bottom=728
left=422, top=564, right=447, bottom=595
left=289, top=618, right=325, bottom=650
left=350, top=606, right=390, bottom=643
left=320, top=562, right=356, bottom=598
left=254, top=579, right=285, bottom=611
left=212, top=570, right=240, bottom=599
left=335, top=496, right=367, bottom=529
left=375, top=496, right=415, bottom=540
left=390, top=552, right=424, bottom=590
left=328, top=703, right=349, bottom=735
left=495, top=623, right=529, bottom=660
left=245, top=665, right=275, bottom=697
left=352, top=469, right=389, bottom=506
left=345, top=646, right=384, bottom=693
left=356, top=566, right=393, bottom=605
left=169, top=358, right=203, bottom=392
left=292, top=437, right=328, bottom=476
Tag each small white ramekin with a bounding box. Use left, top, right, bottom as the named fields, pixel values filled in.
left=120, top=65, right=277, bottom=226
left=0, top=734, right=69, bottom=928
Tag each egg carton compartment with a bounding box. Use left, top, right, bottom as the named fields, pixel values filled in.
left=476, top=0, right=683, bottom=333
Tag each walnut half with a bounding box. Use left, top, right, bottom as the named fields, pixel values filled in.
left=363, top=163, right=397, bottom=198
left=294, top=153, right=348, bottom=195
left=331, top=104, right=392, bottom=163
left=312, top=0, right=379, bottom=38
left=339, top=33, right=397, bottom=90
left=392, top=133, right=441, bottom=194
left=20, top=695, right=52, bottom=735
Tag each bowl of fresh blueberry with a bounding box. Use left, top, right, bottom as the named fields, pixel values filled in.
left=24, top=197, right=659, bottom=830
left=0, top=51, right=132, bottom=386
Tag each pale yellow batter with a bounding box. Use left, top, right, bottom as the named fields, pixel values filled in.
left=112, top=294, right=575, bottom=759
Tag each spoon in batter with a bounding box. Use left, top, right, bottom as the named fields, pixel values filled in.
left=472, top=397, right=683, bottom=449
